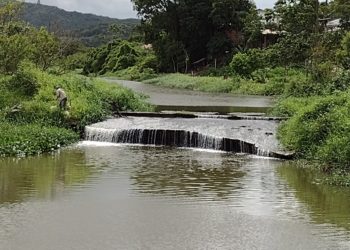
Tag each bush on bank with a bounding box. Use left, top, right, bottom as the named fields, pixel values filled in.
left=0, top=122, right=78, bottom=156
left=275, top=93, right=350, bottom=171
left=0, top=63, right=152, bottom=156
left=2, top=63, right=151, bottom=127
left=83, top=40, right=157, bottom=77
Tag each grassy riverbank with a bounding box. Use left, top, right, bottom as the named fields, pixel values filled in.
left=0, top=123, right=78, bottom=156
left=0, top=63, right=152, bottom=157
left=142, top=68, right=308, bottom=96
left=270, top=71, right=350, bottom=185
left=273, top=93, right=350, bottom=171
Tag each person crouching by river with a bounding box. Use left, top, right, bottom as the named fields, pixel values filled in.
left=54, top=86, right=68, bottom=110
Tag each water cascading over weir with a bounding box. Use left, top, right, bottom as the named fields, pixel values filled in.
left=85, top=117, right=293, bottom=159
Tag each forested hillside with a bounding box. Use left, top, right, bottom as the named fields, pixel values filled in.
left=20, top=2, right=139, bottom=46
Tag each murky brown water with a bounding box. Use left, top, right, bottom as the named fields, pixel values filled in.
left=105, top=78, right=274, bottom=113
left=1, top=142, right=350, bottom=250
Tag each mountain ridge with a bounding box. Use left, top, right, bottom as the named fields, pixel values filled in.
left=20, top=2, right=139, bottom=46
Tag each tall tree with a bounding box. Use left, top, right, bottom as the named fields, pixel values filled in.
left=30, top=27, right=60, bottom=70
left=333, top=0, right=350, bottom=30
left=275, top=0, right=320, bottom=35
left=0, top=0, right=23, bottom=25
left=272, top=0, right=321, bottom=67
left=131, top=0, right=253, bottom=72
left=243, top=6, right=263, bottom=48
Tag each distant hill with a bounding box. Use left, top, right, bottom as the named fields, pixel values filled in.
left=20, top=3, right=139, bottom=47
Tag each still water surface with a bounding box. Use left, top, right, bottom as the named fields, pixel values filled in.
left=0, top=142, right=350, bottom=249
left=105, top=78, right=274, bottom=113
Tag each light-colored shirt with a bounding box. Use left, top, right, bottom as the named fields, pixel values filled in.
left=56, top=88, right=67, bottom=101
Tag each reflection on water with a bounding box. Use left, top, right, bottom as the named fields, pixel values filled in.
left=105, top=78, right=274, bottom=113
left=130, top=148, right=246, bottom=199
left=278, top=163, right=350, bottom=231
left=0, top=143, right=350, bottom=249
left=0, top=151, right=94, bottom=204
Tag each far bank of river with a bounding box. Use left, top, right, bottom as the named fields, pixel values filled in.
left=104, top=78, right=274, bottom=114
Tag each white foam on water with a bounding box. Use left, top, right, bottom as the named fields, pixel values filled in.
left=179, top=147, right=227, bottom=154
left=77, top=141, right=167, bottom=149
left=76, top=141, right=121, bottom=147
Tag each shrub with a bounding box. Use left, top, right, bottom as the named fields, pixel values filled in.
left=336, top=32, right=350, bottom=69
left=284, top=77, right=322, bottom=97
left=0, top=75, right=23, bottom=108
left=272, top=97, right=312, bottom=117
left=330, top=70, right=350, bottom=93
left=114, top=54, right=137, bottom=71
left=309, top=61, right=338, bottom=84
left=0, top=122, right=78, bottom=156
left=60, top=52, right=89, bottom=72
left=317, top=133, right=350, bottom=168
left=230, top=50, right=261, bottom=77
left=229, top=48, right=273, bottom=77
left=277, top=94, right=350, bottom=162
left=5, top=66, right=39, bottom=97
left=197, top=66, right=233, bottom=77
left=137, top=53, right=158, bottom=71
left=82, top=40, right=158, bottom=76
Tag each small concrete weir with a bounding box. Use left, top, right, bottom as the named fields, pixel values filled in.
left=85, top=117, right=294, bottom=159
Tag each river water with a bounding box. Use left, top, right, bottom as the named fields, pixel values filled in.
left=0, top=143, right=350, bottom=250
left=105, top=78, right=274, bottom=113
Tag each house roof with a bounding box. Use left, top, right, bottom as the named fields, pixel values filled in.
left=262, top=29, right=279, bottom=35
left=327, top=18, right=341, bottom=28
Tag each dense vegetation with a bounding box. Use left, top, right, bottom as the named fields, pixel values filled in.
left=0, top=1, right=151, bottom=156
left=82, top=40, right=157, bottom=80
left=132, top=0, right=255, bottom=72
left=20, top=2, right=139, bottom=47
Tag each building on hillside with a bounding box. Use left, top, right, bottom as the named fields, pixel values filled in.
left=326, top=18, right=341, bottom=31
left=261, top=29, right=281, bottom=48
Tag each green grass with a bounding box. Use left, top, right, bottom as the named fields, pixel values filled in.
left=143, top=68, right=308, bottom=96
left=2, top=63, right=152, bottom=128
left=104, top=66, right=157, bottom=81
left=0, top=122, right=79, bottom=156
left=0, top=62, right=153, bottom=156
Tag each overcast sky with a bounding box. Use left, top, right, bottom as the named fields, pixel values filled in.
left=26, top=0, right=276, bottom=19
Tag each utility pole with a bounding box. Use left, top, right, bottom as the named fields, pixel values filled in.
left=37, top=0, right=41, bottom=4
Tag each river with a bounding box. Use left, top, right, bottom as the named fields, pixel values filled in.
left=105, top=78, right=274, bottom=113
left=1, top=79, right=350, bottom=249
left=0, top=144, right=350, bottom=249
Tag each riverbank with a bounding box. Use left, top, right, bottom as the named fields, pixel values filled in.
left=140, top=68, right=308, bottom=96
left=0, top=64, right=152, bottom=157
